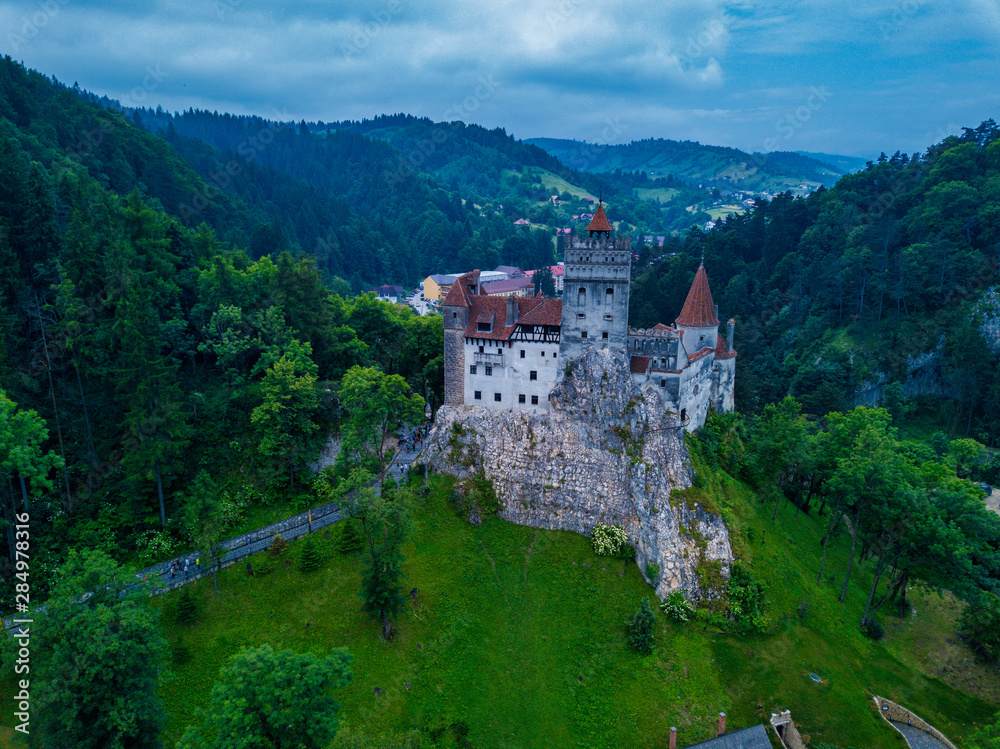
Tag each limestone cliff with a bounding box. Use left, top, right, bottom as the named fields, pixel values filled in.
left=420, top=347, right=733, bottom=599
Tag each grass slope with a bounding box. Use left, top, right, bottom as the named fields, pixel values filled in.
left=145, top=468, right=994, bottom=748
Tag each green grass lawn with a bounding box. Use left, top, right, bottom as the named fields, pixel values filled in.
left=144, top=468, right=995, bottom=748
left=533, top=169, right=599, bottom=203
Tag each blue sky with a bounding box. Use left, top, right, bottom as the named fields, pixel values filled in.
left=2, top=0, right=998, bottom=157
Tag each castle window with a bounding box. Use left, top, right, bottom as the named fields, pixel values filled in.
left=661, top=379, right=666, bottom=387
left=494, top=393, right=502, bottom=402
left=530, top=371, right=537, bottom=381
left=485, top=365, right=493, bottom=376
left=602, top=332, right=608, bottom=340
left=452, top=312, right=457, bottom=320
left=581, top=331, right=588, bottom=340
left=541, top=351, right=545, bottom=357
left=578, top=287, right=586, bottom=306
left=474, top=390, right=482, bottom=400
left=606, top=287, right=613, bottom=299
left=681, top=408, right=687, bottom=422
left=470, top=365, right=477, bottom=375
left=603, top=315, right=612, bottom=322
left=531, top=395, right=539, bottom=405
left=577, top=313, right=586, bottom=320
left=519, top=394, right=526, bottom=404
left=693, top=385, right=699, bottom=396
left=479, top=345, right=484, bottom=353
left=520, top=349, right=525, bottom=359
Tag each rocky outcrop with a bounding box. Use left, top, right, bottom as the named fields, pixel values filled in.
left=979, top=286, right=1000, bottom=355
left=420, top=347, right=732, bottom=599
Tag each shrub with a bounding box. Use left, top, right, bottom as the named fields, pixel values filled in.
left=661, top=590, right=694, bottom=623
left=592, top=524, right=628, bottom=556
left=863, top=618, right=885, bottom=641
left=645, top=562, right=660, bottom=583
left=175, top=586, right=198, bottom=624
left=297, top=536, right=322, bottom=573
left=959, top=591, right=1000, bottom=661
left=172, top=636, right=191, bottom=665
left=338, top=521, right=364, bottom=554
left=268, top=533, right=289, bottom=557
left=728, top=562, right=768, bottom=634
left=629, top=598, right=656, bottom=654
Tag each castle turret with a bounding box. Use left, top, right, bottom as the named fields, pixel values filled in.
left=675, top=264, right=719, bottom=355
left=442, top=272, right=474, bottom=406
left=727, top=318, right=735, bottom=352
left=559, top=202, right=631, bottom=361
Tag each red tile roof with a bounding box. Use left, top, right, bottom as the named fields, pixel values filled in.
left=652, top=322, right=672, bottom=332
left=675, top=264, right=720, bottom=328
left=714, top=335, right=737, bottom=360
left=461, top=296, right=562, bottom=340
left=630, top=355, right=651, bottom=374
left=586, top=203, right=613, bottom=233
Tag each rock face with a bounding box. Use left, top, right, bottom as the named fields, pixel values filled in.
left=421, top=347, right=733, bottom=599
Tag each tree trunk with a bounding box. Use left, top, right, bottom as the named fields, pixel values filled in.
left=771, top=489, right=782, bottom=521
left=19, top=474, right=29, bottom=512
left=212, top=566, right=219, bottom=596
left=839, top=506, right=861, bottom=603
left=382, top=613, right=392, bottom=641
left=155, top=460, right=166, bottom=526
left=818, top=529, right=832, bottom=583
left=74, top=363, right=98, bottom=470
left=861, top=549, right=891, bottom=626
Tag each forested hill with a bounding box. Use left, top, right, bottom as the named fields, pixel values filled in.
left=527, top=136, right=847, bottom=194
left=631, top=120, right=1000, bottom=446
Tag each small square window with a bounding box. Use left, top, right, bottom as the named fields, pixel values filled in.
left=470, top=365, right=477, bottom=374
left=530, top=370, right=537, bottom=381
left=485, top=365, right=493, bottom=376
left=479, top=345, right=484, bottom=353
left=541, top=351, right=545, bottom=357
left=474, top=390, right=482, bottom=400
left=531, top=395, right=539, bottom=405
left=602, top=331, right=608, bottom=340
left=660, top=379, right=666, bottom=388
left=494, top=393, right=502, bottom=402
left=581, top=331, right=588, bottom=340
left=518, top=394, right=526, bottom=404
left=520, top=349, right=525, bottom=359
left=577, top=313, right=586, bottom=320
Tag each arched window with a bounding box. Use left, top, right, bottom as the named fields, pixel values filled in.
left=578, top=287, right=586, bottom=306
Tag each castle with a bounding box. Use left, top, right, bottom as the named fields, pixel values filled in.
left=442, top=204, right=736, bottom=430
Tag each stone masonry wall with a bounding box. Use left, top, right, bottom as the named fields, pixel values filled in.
left=421, top=347, right=733, bottom=599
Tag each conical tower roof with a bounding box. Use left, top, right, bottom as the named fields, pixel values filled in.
left=675, top=264, right=720, bottom=328
left=586, top=203, right=613, bottom=233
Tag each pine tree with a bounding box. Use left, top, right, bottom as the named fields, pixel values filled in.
left=337, top=520, right=363, bottom=554
left=298, top=535, right=322, bottom=573
left=629, top=598, right=656, bottom=654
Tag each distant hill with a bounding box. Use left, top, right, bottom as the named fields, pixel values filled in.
left=525, top=137, right=845, bottom=195
left=795, top=151, right=872, bottom=173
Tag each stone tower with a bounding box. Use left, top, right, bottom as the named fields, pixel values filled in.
left=675, top=263, right=719, bottom=355
left=559, top=203, right=632, bottom=362
left=441, top=270, right=479, bottom=406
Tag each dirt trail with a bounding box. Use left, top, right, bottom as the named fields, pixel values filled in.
left=987, top=488, right=999, bottom=516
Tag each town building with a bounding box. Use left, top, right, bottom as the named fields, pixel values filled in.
left=423, top=274, right=459, bottom=302
left=442, top=204, right=736, bottom=429
left=364, top=284, right=405, bottom=303
left=481, top=277, right=534, bottom=297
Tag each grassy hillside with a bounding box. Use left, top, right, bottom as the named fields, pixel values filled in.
left=129, top=465, right=996, bottom=749
left=526, top=137, right=846, bottom=196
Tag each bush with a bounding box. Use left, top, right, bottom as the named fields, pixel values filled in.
left=268, top=533, right=290, bottom=557
left=728, top=562, right=768, bottom=634
left=629, top=598, right=656, bottom=654
left=298, top=536, right=322, bottom=573
left=337, top=521, right=364, bottom=554
left=863, top=618, right=885, bottom=641
left=644, top=562, right=660, bottom=583
left=661, top=590, right=694, bottom=623
left=175, top=586, right=199, bottom=625
left=592, top=524, right=628, bottom=557
left=960, top=591, right=1000, bottom=661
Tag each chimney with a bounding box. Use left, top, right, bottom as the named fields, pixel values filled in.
left=505, top=295, right=518, bottom=327
left=714, top=304, right=719, bottom=323
left=669, top=727, right=677, bottom=749
left=727, top=318, right=735, bottom=352
left=718, top=712, right=726, bottom=736
left=470, top=269, right=481, bottom=295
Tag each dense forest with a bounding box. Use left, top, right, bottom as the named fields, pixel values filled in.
left=631, top=121, right=1000, bottom=446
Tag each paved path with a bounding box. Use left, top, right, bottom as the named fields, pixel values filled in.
left=890, top=722, right=951, bottom=749
left=986, top=487, right=999, bottom=516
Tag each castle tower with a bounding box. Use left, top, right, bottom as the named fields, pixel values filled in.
left=675, top=264, right=720, bottom=355
left=441, top=271, right=478, bottom=406
left=559, top=203, right=631, bottom=362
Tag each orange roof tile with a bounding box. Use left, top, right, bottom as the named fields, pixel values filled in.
left=714, top=334, right=737, bottom=360
left=675, top=264, right=720, bottom=328
left=630, top=355, right=652, bottom=374
left=586, top=203, right=613, bottom=233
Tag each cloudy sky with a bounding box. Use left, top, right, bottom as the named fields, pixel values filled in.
left=2, top=0, right=999, bottom=157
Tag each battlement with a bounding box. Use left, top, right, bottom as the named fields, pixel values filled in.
left=565, top=235, right=631, bottom=251
left=629, top=326, right=681, bottom=339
